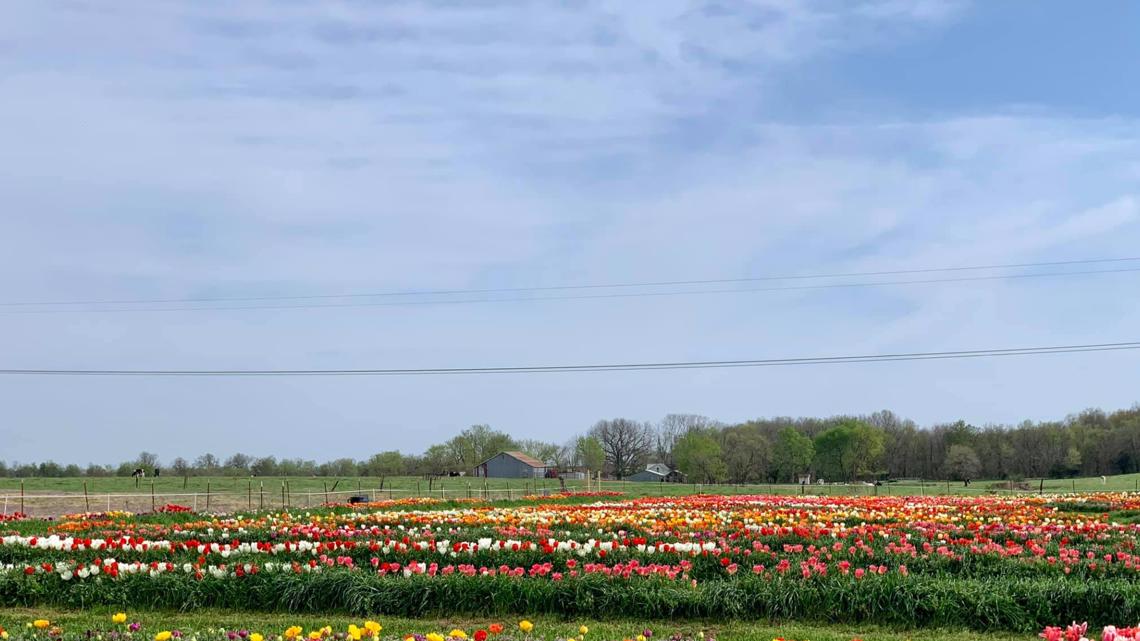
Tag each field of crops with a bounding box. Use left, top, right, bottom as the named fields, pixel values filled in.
left=3, top=492, right=1140, bottom=640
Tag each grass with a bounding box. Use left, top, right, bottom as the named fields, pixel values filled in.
left=0, top=606, right=1033, bottom=641
left=4, top=472, right=1138, bottom=518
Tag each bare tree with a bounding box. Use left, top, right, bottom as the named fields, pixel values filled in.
left=589, top=418, right=653, bottom=479
left=136, top=451, right=161, bottom=469
left=656, top=414, right=718, bottom=465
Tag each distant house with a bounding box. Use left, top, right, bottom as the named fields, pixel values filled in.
left=627, top=463, right=685, bottom=483
left=472, top=451, right=548, bottom=478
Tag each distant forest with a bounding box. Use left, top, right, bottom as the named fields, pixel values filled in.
left=4, top=404, right=1139, bottom=483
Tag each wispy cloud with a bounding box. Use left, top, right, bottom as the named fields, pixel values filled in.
left=1, top=1, right=1137, bottom=464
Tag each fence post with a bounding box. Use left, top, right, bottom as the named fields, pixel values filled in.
left=323, top=482, right=329, bottom=506
left=248, top=480, right=253, bottom=510
left=84, top=481, right=90, bottom=512
left=20, top=480, right=25, bottom=515
left=260, top=482, right=265, bottom=509
left=281, top=482, right=286, bottom=508
left=193, top=493, right=197, bottom=512
left=206, top=482, right=211, bottom=511
left=151, top=480, right=156, bottom=512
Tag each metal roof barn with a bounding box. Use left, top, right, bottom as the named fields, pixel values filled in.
left=472, top=451, right=547, bottom=478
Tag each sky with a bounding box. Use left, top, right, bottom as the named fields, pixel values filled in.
left=1, top=1, right=1139, bottom=466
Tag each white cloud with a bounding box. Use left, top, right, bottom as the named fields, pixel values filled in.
left=1, top=2, right=1139, bottom=464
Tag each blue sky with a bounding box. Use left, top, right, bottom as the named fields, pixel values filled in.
left=1, top=1, right=1138, bottom=465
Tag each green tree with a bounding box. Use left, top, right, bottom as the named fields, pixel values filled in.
left=772, top=428, right=814, bottom=482
left=722, top=424, right=771, bottom=483
left=813, top=426, right=854, bottom=482
left=447, top=424, right=517, bottom=469
left=813, top=420, right=885, bottom=482
left=574, top=436, right=606, bottom=472
left=1064, top=446, right=1083, bottom=476
left=673, top=430, right=727, bottom=483
left=249, top=456, right=277, bottom=477
left=944, top=444, right=981, bottom=481
left=848, top=422, right=886, bottom=480
left=363, top=450, right=407, bottom=476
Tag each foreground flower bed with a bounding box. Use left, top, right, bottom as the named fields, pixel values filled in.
left=0, top=615, right=718, bottom=641
left=4, top=494, right=1140, bottom=632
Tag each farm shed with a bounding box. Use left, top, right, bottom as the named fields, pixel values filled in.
left=472, top=451, right=548, bottom=478
left=627, top=463, right=685, bottom=482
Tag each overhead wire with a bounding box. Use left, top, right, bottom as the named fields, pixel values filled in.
left=2, top=265, right=1139, bottom=314
left=1, top=255, right=1138, bottom=311
left=2, top=341, right=1137, bottom=376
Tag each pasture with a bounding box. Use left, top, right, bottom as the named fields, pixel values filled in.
left=3, top=472, right=1138, bottom=518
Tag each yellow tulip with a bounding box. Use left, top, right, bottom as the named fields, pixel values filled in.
left=309, top=632, right=323, bottom=640
left=426, top=633, right=445, bottom=641
left=348, top=625, right=362, bottom=641
left=284, top=627, right=304, bottom=640
left=364, top=622, right=382, bottom=635
left=518, top=621, right=534, bottom=633
left=637, top=635, right=647, bottom=641
left=112, top=614, right=127, bottom=625
left=450, top=631, right=468, bottom=639
left=251, top=634, right=264, bottom=641
left=580, top=626, right=589, bottom=635
left=155, top=631, right=173, bottom=641
left=33, top=621, right=51, bottom=630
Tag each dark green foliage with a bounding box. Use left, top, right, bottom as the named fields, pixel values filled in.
left=4, top=572, right=1140, bottom=633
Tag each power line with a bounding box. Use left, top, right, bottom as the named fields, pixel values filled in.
left=3, top=255, right=1139, bottom=309
left=2, top=341, right=1136, bottom=376
left=4, top=266, right=1140, bottom=314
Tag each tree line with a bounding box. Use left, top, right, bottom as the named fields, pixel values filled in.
left=2, top=404, right=1138, bottom=483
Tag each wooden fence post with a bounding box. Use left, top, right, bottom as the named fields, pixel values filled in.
left=206, top=481, right=211, bottom=511
left=20, top=480, right=24, bottom=515
left=83, top=481, right=90, bottom=512
left=151, top=480, right=156, bottom=512
left=248, top=480, right=253, bottom=510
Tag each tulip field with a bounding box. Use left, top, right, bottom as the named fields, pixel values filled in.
left=4, top=492, right=1140, bottom=640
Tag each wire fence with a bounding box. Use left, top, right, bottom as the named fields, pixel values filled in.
left=1, top=475, right=1122, bottom=518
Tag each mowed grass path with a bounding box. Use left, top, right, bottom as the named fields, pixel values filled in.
left=0, top=607, right=1032, bottom=641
